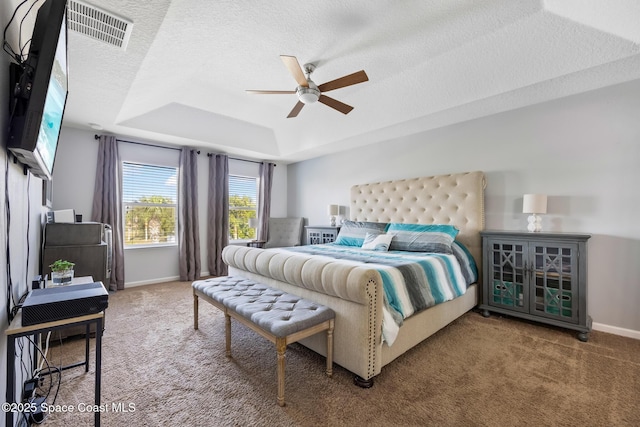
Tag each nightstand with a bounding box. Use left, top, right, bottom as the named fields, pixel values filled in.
left=305, top=226, right=341, bottom=245
left=247, top=240, right=266, bottom=248
left=479, top=230, right=591, bottom=341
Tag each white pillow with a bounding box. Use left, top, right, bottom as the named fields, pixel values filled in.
left=361, top=233, right=394, bottom=251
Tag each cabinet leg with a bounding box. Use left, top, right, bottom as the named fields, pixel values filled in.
left=577, top=332, right=589, bottom=342
left=481, top=309, right=491, bottom=318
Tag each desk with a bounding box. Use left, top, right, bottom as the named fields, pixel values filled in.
left=5, top=311, right=104, bottom=426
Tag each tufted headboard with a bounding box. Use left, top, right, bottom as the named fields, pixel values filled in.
left=350, top=171, right=486, bottom=272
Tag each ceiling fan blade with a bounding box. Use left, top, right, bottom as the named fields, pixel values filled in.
left=287, top=101, right=304, bottom=118
left=318, top=70, right=368, bottom=92
left=281, top=55, right=308, bottom=87
left=318, top=95, right=353, bottom=115
left=246, top=90, right=296, bottom=94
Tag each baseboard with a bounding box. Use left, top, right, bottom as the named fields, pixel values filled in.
left=124, top=271, right=210, bottom=288
left=592, top=322, right=640, bottom=340
left=125, top=276, right=180, bottom=288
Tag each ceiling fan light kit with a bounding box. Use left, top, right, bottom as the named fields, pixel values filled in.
left=247, top=55, right=368, bottom=117
left=297, top=84, right=320, bottom=104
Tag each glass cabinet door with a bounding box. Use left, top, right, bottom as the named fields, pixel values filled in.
left=488, top=240, right=528, bottom=313
left=307, top=230, right=323, bottom=245
left=530, top=243, right=579, bottom=323
left=321, top=230, right=338, bottom=244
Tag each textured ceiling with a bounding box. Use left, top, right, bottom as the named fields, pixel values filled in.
left=62, top=0, right=640, bottom=163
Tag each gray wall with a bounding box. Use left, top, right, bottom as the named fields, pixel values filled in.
left=287, top=78, right=640, bottom=337
left=53, top=127, right=288, bottom=285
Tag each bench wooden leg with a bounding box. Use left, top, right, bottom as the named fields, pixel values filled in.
left=193, top=292, right=199, bottom=330
left=193, top=280, right=335, bottom=407
left=276, top=337, right=286, bottom=407
left=225, top=313, right=232, bottom=357
left=326, top=319, right=334, bottom=378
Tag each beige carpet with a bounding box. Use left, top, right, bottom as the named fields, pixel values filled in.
left=38, top=280, right=639, bottom=427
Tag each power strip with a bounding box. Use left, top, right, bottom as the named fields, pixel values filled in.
left=27, top=396, right=46, bottom=423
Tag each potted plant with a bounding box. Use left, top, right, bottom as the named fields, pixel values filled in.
left=49, top=259, right=75, bottom=285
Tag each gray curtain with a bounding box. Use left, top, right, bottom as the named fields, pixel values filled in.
left=207, top=154, right=229, bottom=276
left=257, top=162, right=275, bottom=241
left=178, top=148, right=200, bottom=281
left=91, top=135, right=125, bottom=291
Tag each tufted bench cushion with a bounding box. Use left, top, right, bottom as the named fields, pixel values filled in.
left=192, top=276, right=335, bottom=406
left=193, top=276, right=334, bottom=337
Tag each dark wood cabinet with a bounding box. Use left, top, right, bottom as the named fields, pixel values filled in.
left=479, top=230, right=591, bottom=341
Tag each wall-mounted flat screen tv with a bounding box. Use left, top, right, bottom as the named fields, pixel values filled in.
left=7, top=0, right=68, bottom=181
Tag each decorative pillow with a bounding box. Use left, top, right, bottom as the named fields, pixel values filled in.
left=361, top=233, right=394, bottom=251
left=386, top=223, right=459, bottom=253
left=334, top=221, right=388, bottom=247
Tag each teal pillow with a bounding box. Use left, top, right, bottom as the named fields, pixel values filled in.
left=334, top=221, right=388, bottom=247
left=386, top=223, right=459, bottom=253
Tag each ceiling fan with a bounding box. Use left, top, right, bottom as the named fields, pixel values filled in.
left=247, top=55, right=369, bottom=118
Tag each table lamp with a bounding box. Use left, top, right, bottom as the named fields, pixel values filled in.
left=523, top=194, right=547, bottom=232
left=328, top=204, right=339, bottom=227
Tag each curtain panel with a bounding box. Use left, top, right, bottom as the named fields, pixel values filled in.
left=257, top=162, right=275, bottom=241
left=207, top=154, right=229, bottom=276
left=91, top=135, right=125, bottom=290
left=178, top=148, right=201, bottom=281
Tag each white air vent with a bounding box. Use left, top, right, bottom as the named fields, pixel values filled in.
left=67, top=0, right=133, bottom=50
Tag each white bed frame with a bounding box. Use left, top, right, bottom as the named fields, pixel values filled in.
left=350, top=171, right=485, bottom=377
left=224, top=171, right=485, bottom=384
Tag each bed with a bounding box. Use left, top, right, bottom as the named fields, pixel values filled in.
left=221, top=171, right=485, bottom=385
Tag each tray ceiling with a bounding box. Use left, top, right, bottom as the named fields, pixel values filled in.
left=61, top=0, right=640, bottom=163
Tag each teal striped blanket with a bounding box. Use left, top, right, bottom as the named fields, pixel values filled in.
left=278, top=243, right=477, bottom=345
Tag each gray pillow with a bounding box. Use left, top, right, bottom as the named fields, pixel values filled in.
left=387, top=223, right=459, bottom=253
left=334, top=221, right=388, bottom=247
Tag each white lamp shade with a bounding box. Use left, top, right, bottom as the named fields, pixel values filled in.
left=248, top=217, right=259, bottom=228
left=523, top=194, right=547, bottom=214
left=328, top=204, right=339, bottom=216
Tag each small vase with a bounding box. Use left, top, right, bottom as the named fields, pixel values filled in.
left=51, top=269, right=74, bottom=285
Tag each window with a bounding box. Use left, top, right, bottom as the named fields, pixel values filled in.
left=122, top=162, right=178, bottom=247
left=229, top=175, right=258, bottom=241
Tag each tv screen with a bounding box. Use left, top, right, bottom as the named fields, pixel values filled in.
left=7, top=0, right=68, bottom=181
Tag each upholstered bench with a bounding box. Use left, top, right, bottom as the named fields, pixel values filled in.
left=192, top=276, right=335, bottom=406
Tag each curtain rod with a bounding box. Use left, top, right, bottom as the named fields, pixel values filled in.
left=94, top=134, right=198, bottom=154
left=206, top=153, right=275, bottom=166
left=94, top=134, right=273, bottom=165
